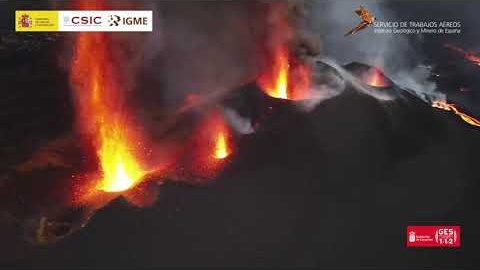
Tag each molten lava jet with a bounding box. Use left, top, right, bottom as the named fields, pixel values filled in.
left=257, top=46, right=311, bottom=100
left=432, top=100, right=480, bottom=127
left=364, top=67, right=391, bottom=88
left=445, top=43, right=480, bottom=66
left=175, top=110, right=232, bottom=182
left=70, top=31, right=148, bottom=194
left=259, top=46, right=289, bottom=99
left=201, top=109, right=232, bottom=167
left=214, top=131, right=230, bottom=160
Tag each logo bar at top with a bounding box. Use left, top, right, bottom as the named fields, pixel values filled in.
left=16, top=10, right=153, bottom=32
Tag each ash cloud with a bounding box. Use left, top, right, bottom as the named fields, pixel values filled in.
left=142, top=2, right=261, bottom=105
left=128, top=2, right=271, bottom=141
left=59, top=1, right=268, bottom=142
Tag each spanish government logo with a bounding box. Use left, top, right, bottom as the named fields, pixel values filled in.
left=18, top=14, right=33, bottom=28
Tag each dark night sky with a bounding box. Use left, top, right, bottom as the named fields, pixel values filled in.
left=1, top=1, right=480, bottom=268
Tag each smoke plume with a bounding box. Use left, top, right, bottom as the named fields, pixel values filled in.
left=306, top=0, right=438, bottom=100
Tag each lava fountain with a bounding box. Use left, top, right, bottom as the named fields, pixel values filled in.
left=257, top=45, right=311, bottom=100
left=175, top=109, right=232, bottom=182
left=204, top=110, right=232, bottom=162
left=364, top=67, right=390, bottom=88
left=70, top=30, right=148, bottom=193
left=258, top=46, right=289, bottom=99
left=213, top=124, right=231, bottom=160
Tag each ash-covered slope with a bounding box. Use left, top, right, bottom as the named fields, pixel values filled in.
left=2, top=63, right=479, bottom=268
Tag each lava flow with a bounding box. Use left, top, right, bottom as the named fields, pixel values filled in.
left=364, top=67, right=390, bottom=88
left=445, top=43, right=480, bottom=66
left=70, top=31, right=148, bottom=193
left=432, top=100, right=480, bottom=127
left=257, top=46, right=311, bottom=100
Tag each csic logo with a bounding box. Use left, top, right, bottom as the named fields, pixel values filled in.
left=109, top=15, right=121, bottom=26
left=65, top=15, right=102, bottom=25
left=18, top=14, right=33, bottom=28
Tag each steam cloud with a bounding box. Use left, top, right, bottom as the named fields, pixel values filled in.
left=305, top=0, right=441, bottom=104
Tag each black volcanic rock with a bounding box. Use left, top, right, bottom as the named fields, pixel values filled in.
left=2, top=84, right=477, bottom=268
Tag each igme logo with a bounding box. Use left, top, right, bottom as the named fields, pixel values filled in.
left=109, top=15, right=121, bottom=26
left=108, top=14, right=149, bottom=26
left=122, top=16, right=149, bottom=25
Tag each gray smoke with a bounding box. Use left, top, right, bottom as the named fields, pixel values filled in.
left=224, top=108, right=255, bottom=135
left=299, top=57, right=398, bottom=112
left=147, top=2, right=260, bottom=105
left=390, top=66, right=445, bottom=103
left=93, top=1, right=268, bottom=140
left=306, top=0, right=438, bottom=101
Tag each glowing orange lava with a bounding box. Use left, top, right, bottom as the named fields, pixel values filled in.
left=365, top=67, right=390, bottom=88
left=258, top=46, right=311, bottom=100
left=432, top=100, right=480, bottom=127
left=259, top=46, right=289, bottom=99
left=214, top=131, right=230, bottom=160
left=208, top=110, right=232, bottom=160
left=96, top=127, right=146, bottom=192
left=70, top=20, right=147, bottom=192
left=175, top=110, right=232, bottom=182
left=445, top=43, right=480, bottom=66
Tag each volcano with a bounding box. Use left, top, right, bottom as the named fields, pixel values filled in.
left=1, top=51, right=477, bottom=248
left=343, top=62, right=393, bottom=88
left=3, top=52, right=479, bottom=267
left=1, top=3, right=480, bottom=269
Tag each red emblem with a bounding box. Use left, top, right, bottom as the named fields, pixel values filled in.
left=407, top=226, right=460, bottom=248
left=18, top=14, right=33, bottom=28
